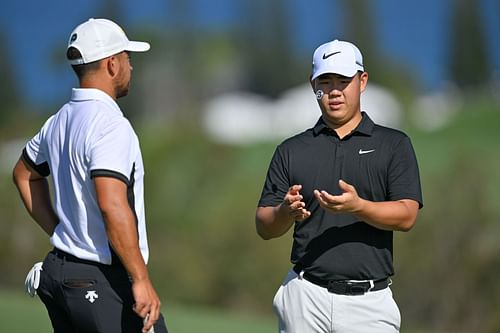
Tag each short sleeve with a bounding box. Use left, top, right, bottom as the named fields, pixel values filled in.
left=258, top=145, right=290, bottom=207
left=24, top=116, right=53, bottom=177
left=89, top=119, right=138, bottom=183
left=387, top=136, right=423, bottom=208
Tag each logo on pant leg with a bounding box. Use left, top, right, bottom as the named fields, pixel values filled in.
left=85, top=290, right=99, bottom=303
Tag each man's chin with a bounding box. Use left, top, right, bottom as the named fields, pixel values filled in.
left=116, top=89, right=129, bottom=99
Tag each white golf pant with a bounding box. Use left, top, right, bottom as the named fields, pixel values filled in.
left=272, top=269, right=401, bottom=333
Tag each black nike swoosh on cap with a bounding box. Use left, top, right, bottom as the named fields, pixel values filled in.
left=322, top=51, right=341, bottom=59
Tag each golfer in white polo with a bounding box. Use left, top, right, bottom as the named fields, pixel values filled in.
left=13, top=18, right=168, bottom=333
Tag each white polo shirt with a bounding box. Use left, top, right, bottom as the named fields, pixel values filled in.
left=24, top=88, right=149, bottom=265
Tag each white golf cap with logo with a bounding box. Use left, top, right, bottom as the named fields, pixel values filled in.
left=311, top=39, right=364, bottom=80
left=67, top=18, right=150, bottom=65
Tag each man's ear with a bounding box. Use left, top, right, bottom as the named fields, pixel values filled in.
left=359, top=71, right=368, bottom=93
left=106, top=56, right=118, bottom=77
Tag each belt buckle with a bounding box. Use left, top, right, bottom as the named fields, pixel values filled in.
left=346, top=281, right=369, bottom=295
left=327, top=280, right=369, bottom=295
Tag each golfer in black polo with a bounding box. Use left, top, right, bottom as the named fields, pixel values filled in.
left=256, top=39, right=423, bottom=333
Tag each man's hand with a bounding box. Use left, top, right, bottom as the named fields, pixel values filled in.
left=132, top=278, right=161, bottom=333
left=255, top=184, right=311, bottom=239
left=314, top=179, right=419, bottom=231
left=279, top=185, right=311, bottom=221
left=313, top=179, right=363, bottom=214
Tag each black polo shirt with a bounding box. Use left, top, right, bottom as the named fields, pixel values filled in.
left=258, top=112, right=423, bottom=281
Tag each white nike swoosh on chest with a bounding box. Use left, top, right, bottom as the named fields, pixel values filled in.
left=358, top=149, right=375, bottom=155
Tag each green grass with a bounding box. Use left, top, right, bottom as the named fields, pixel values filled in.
left=0, top=289, right=431, bottom=333
left=0, top=289, right=276, bottom=332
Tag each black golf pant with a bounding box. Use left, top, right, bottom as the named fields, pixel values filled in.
left=37, top=249, right=168, bottom=333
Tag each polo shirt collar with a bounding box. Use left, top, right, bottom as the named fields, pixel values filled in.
left=313, top=111, right=375, bottom=136
left=70, top=88, right=122, bottom=115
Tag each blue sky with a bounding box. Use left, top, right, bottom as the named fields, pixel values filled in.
left=1, top=0, right=499, bottom=106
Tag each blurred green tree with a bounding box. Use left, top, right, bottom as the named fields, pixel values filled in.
left=449, top=0, right=490, bottom=88
left=238, top=0, right=305, bottom=97
left=339, top=0, right=419, bottom=119
left=0, top=32, right=21, bottom=125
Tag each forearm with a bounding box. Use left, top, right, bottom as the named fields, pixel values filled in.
left=255, top=205, right=295, bottom=240
left=104, top=208, right=150, bottom=282
left=21, top=179, right=59, bottom=235
left=13, top=159, right=58, bottom=236
left=355, top=199, right=419, bottom=232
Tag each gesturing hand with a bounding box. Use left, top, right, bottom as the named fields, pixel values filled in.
left=280, top=185, right=311, bottom=221
left=314, top=179, right=363, bottom=214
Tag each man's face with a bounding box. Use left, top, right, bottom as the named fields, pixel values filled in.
left=114, top=51, right=132, bottom=99
left=313, top=72, right=368, bottom=128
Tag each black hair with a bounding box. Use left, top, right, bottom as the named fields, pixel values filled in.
left=66, top=47, right=101, bottom=79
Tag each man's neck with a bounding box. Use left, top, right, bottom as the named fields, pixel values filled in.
left=324, top=111, right=363, bottom=139
left=80, top=78, right=116, bottom=100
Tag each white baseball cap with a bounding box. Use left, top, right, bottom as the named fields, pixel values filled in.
left=67, top=18, right=150, bottom=65
left=311, top=39, right=364, bottom=80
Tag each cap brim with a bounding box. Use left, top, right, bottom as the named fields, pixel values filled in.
left=125, top=41, right=150, bottom=52
left=311, top=67, right=358, bottom=81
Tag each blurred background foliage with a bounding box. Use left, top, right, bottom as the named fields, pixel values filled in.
left=1, top=0, right=500, bottom=332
